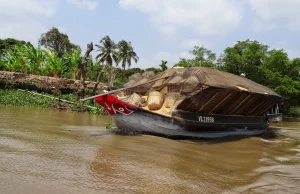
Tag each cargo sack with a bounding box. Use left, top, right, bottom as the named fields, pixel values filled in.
left=147, top=91, right=164, bottom=110
left=181, top=76, right=200, bottom=94
left=167, top=76, right=183, bottom=92
left=133, top=78, right=153, bottom=95
left=142, top=71, right=156, bottom=79
left=164, top=92, right=180, bottom=108
left=127, top=93, right=141, bottom=106
left=124, top=73, right=143, bottom=87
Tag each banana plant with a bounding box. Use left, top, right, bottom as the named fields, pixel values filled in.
left=4, top=48, right=20, bottom=72
left=63, top=49, right=82, bottom=79
left=44, top=50, right=66, bottom=77
left=20, top=44, right=46, bottom=75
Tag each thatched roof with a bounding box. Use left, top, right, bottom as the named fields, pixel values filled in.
left=158, top=67, right=281, bottom=98
left=125, top=67, right=281, bottom=98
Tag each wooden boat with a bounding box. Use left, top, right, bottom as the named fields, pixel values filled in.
left=83, top=67, right=282, bottom=138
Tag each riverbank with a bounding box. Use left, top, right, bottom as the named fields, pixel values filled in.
left=0, top=89, right=107, bottom=115
left=0, top=71, right=108, bottom=114
left=0, top=71, right=107, bottom=94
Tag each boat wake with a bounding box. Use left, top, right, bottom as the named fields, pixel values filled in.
left=58, top=125, right=113, bottom=136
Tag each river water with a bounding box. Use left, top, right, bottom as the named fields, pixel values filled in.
left=0, top=106, right=299, bottom=194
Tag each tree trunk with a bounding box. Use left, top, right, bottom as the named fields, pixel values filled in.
left=108, top=66, right=116, bottom=88
left=93, top=65, right=106, bottom=94
left=90, top=65, right=106, bottom=104
left=78, top=42, right=93, bottom=100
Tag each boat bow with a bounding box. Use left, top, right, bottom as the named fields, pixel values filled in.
left=95, top=95, right=137, bottom=115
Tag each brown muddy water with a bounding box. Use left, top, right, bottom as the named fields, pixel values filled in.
left=0, top=106, right=300, bottom=194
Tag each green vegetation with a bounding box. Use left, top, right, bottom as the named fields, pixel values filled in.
left=0, top=30, right=140, bottom=87
left=1, top=40, right=81, bottom=79
left=159, top=60, right=168, bottom=71
left=0, top=38, right=32, bottom=56
left=0, top=90, right=107, bottom=114
left=95, top=35, right=119, bottom=88
left=175, top=46, right=216, bottom=68
left=285, top=107, right=300, bottom=117
left=105, top=124, right=112, bottom=130
left=39, top=27, right=80, bottom=58
left=94, top=36, right=139, bottom=87
left=0, top=90, right=53, bottom=108
left=117, top=40, right=139, bottom=69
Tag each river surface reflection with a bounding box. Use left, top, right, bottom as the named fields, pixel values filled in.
left=0, top=106, right=299, bottom=193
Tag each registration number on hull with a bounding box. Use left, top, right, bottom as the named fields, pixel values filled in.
left=198, top=116, right=215, bottom=123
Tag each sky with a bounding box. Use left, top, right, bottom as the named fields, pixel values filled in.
left=0, top=0, right=300, bottom=69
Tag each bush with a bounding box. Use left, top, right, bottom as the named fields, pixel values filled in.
left=286, top=106, right=300, bottom=117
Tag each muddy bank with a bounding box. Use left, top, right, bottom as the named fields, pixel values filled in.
left=0, top=71, right=107, bottom=94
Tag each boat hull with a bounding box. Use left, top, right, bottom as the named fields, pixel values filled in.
left=113, top=110, right=267, bottom=139
left=94, top=94, right=268, bottom=138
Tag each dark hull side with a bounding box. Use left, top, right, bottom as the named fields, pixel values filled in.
left=113, top=109, right=267, bottom=139
left=173, top=110, right=268, bottom=131
left=267, top=113, right=283, bottom=123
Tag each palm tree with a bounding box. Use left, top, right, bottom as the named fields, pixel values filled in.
left=95, top=36, right=118, bottom=87
left=117, top=40, right=139, bottom=69
left=96, top=36, right=118, bottom=67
